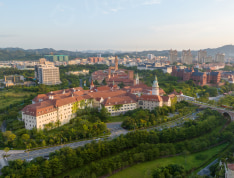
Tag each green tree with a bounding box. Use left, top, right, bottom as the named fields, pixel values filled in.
left=41, top=160, right=52, bottom=178
left=4, top=147, right=10, bottom=157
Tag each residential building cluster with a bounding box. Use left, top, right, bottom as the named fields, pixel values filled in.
left=137, top=62, right=172, bottom=74
left=168, top=49, right=226, bottom=64
left=0, top=75, right=35, bottom=88
left=221, top=71, right=234, bottom=84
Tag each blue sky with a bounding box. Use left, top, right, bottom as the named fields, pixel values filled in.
left=0, top=0, right=234, bottom=51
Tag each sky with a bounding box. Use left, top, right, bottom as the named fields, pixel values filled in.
left=0, top=0, right=234, bottom=51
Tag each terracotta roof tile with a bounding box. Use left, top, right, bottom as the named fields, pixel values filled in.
left=139, top=95, right=162, bottom=102
left=103, top=95, right=137, bottom=106
left=228, top=164, right=234, bottom=171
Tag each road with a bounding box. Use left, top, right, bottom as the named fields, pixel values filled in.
left=0, top=150, right=25, bottom=170
left=197, top=159, right=218, bottom=176
left=188, top=100, right=234, bottom=114
left=209, top=95, right=224, bottom=102
left=6, top=123, right=128, bottom=162
left=0, top=111, right=200, bottom=167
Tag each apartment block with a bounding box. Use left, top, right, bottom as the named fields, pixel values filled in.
left=35, top=58, right=61, bottom=85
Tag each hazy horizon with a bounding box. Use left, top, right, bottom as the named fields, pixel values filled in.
left=1, top=0, right=234, bottom=51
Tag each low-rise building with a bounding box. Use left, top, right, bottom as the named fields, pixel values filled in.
left=172, top=66, right=221, bottom=86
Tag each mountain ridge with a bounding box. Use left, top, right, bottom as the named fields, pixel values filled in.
left=0, top=45, right=234, bottom=61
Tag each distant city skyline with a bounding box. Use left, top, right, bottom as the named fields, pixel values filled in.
left=0, top=0, right=234, bottom=51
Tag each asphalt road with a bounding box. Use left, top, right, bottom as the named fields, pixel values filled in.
left=209, top=95, right=224, bottom=102
left=6, top=123, right=128, bottom=161
left=197, top=159, right=218, bottom=176
left=1, top=111, right=200, bottom=165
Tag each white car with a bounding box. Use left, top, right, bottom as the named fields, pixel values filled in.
left=26, top=158, right=33, bottom=162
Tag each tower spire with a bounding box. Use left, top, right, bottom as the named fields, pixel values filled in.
left=152, top=75, right=159, bottom=95
left=135, top=73, right=139, bottom=85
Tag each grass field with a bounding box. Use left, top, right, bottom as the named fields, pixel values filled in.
left=0, top=90, right=36, bottom=109
left=57, top=143, right=228, bottom=178
left=109, top=143, right=228, bottom=178
left=108, top=116, right=126, bottom=123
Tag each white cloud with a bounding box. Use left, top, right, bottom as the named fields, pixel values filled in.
left=110, top=7, right=123, bottom=12
left=101, top=7, right=124, bottom=15
left=0, top=2, right=4, bottom=7
left=102, top=11, right=109, bottom=14
left=143, top=0, right=161, bottom=5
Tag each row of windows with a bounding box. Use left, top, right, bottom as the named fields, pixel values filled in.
left=25, top=123, right=36, bottom=128
left=108, top=107, right=136, bottom=112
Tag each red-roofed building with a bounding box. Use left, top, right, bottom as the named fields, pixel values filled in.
left=22, top=74, right=177, bottom=130
left=225, top=163, right=234, bottom=178
left=91, top=56, right=136, bottom=86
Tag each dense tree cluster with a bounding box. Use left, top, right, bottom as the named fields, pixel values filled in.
left=0, top=108, right=108, bottom=150
left=122, top=101, right=196, bottom=130
left=217, top=95, right=234, bottom=108
left=219, top=82, right=234, bottom=94
left=152, top=164, right=185, bottom=178
left=1, top=109, right=228, bottom=178
left=0, top=68, right=34, bottom=79
left=208, top=122, right=234, bottom=177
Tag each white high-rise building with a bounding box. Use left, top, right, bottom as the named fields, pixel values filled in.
left=35, top=58, right=61, bottom=85
left=147, top=54, right=154, bottom=60
left=152, top=76, right=159, bottom=96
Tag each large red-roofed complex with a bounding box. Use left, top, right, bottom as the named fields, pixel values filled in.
left=22, top=74, right=183, bottom=130
left=92, top=56, right=136, bottom=86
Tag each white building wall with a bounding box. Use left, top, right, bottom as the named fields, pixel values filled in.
left=106, top=103, right=137, bottom=116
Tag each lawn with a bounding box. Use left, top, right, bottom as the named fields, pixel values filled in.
left=109, top=143, right=228, bottom=178
left=108, top=116, right=126, bottom=123
left=0, top=90, right=36, bottom=109
left=57, top=143, right=227, bottom=178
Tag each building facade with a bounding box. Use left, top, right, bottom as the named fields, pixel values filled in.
left=172, top=66, right=221, bottom=86
left=35, top=58, right=61, bottom=85
left=198, top=50, right=207, bottom=63
left=169, top=49, right=178, bottom=64
left=182, top=49, right=193, bottom=64
left=215, top=53, right=225, bottom=63
left=44, top=55, right=69, bottom=62
left=88, top=57, right=104, bottom=63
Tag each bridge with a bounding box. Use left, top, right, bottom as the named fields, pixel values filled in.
left=187, top=100, right=234, bottom=120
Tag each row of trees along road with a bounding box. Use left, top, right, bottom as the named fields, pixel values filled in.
left=2, top=109, right=232, bottom=178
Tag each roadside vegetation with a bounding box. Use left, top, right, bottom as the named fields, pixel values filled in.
left=0, top=107, right=109, bottom=150
left=110, top=144, right=227, bottom=178
left=1, top=109, right=231, bottom=178
left=121, top=101, right=197, bottom=130
left=217, top=94, right=234, bottom=108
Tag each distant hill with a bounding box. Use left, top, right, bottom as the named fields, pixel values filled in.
left=0, top=45, right=234, bottom=61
